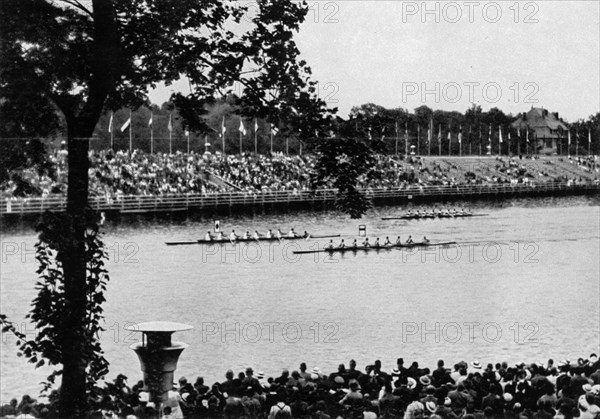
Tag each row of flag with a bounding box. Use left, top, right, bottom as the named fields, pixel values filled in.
left=108, top=112, right=592, bottom=148
left=380, top=121, right=593, bottom=144
left=109, top=112, right=280, bottom=137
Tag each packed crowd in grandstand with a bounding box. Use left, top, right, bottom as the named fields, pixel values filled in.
left=1, top=150, right=598, bottom=199
left=1, top=355, right=599, bottom=419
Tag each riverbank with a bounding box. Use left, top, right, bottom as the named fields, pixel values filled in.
left=1, top=182, right=598, bottom=221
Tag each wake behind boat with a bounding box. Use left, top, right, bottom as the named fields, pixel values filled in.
left=292, top=241, right=457, bottom=254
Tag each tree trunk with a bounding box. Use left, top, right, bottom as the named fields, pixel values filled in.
left=60, top=122, right=90, bottom=417
left=57, top=1, right=118, bottom=416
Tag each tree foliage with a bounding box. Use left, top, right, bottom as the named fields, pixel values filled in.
left=311, top=137, right=386, bottom=219
left=0, top=209, right=110, bottom=392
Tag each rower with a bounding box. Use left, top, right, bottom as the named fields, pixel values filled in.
left=288, top=228, right=297, bottom=238
left=216, top=231, right=224, bottom=240
left=351, top=239, right=358, bottom=248
left=229, top=230, right=238, bottom=242
left=253, top=230, right=261, bottom=240
left=303, top=230, right=310, bottom=238
left=422, top=236, right=430, bottom=243
left=242, top=231, right=250, bottom=240
left=327, top=239, right=334, bottom=250
left=204, top=231, right=213, bottom=241
left=395, top=236, right=402, bottom=245
left=338, top=239, right=346, bottom=249
left=374, top=237, right=380, bottom=248
left=276, top=229, right=283, bottom=239
left=266, top=229, right=273, bottom=238
left=406, top=235, right=413, bottom=244
left=362, top=238, right=371, bottom=248
left=384, top=236, right=392, bottom=246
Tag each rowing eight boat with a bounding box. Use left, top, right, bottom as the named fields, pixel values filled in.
left=381, top=214, right=488, bottom=221
left=292, top=241, right=457, bottom=254
left=165, top=234, right=341, bottom=246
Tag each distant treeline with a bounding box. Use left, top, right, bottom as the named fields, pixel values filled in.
left=90, top=101, right=600, bottom=156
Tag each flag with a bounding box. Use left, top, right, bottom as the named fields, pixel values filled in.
left=108, top=112, right=113, bottom=132
left=270, top=124, right=278, bottom=135
left=589, top=128, right=592, bottom=144
left=568, top=129, right=571, bottom=145
left=254, top=119, right=259, bottom=132
left=508, top=130, right=511, bottom=142
left=315, top=129, right=319, bottom=138
left=526, top=129, right=530, bottom=143
left=368, top=126, right=372, bottom=140
left=447, top=127, right=451, bottom=142
left=458, top=126, right=463, bottom=143
left=120, top=116, right=131, bottom=132
left=148, top=113, right=153, bottom=127
left=395, top=122, right=399, bottom=136
left=185, top=130, right=190, bottom=137
left=499, top=126, right=503, bottom=143
left=221, top=116, right=226, bottom=137
left=488, top=125, right=492, bottom=144
left=437, top=124, right=442, bottom=142
left=168, top=113, right=173, bottom=132
left=517, top=127, right=521, bottom=138
left=239, top=119, right=246, bottom=135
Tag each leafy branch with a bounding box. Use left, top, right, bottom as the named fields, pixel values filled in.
left=0, top=208, right=110, bottom=395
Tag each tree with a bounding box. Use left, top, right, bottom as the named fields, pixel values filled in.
left=311, top=137, right=386, bottom=219
left=0, top=0, right=327, bottom=416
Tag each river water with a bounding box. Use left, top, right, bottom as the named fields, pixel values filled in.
left=1, top=196, right=599, bottom=401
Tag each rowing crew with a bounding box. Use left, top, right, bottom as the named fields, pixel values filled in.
left=204, top=228, right=308, bottom=242
left=326, top=235, right=430, bottom=249
left=406, top=208, right=472, bottom=217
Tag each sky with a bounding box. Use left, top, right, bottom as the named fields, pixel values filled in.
left=148, top=1, right=600, bottom=123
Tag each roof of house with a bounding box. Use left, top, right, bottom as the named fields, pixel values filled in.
left=511, top=108, right=568, bottom=131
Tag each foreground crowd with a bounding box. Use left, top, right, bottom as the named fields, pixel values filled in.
left=2, top=355, right=600, bottom=419
left=3, top=150, right=597, bottom=199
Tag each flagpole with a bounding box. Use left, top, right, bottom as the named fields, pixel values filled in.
left=479, top=126, right=482, bottom=156
left=589, top=128, right=592, bottom=156
left=110, top=112, right=114, bottom=150
left=438, top=124, right=441, bottom=156
left=187, top=131, right=190, bottom=154
left=448, top=126, right=451, bottom=157
left=468, top=127, right=471, bottom=156
left=286, top=138, right=289, bottom=156
left=254, top=120, right=258, bottom=154
left=129, top=110, right=132, bottom=154
left=405, top=123, right=408, bottom=156
left=576, top=126, right=579, bottom=158
left=417, top=124, right=420, bottom=156
left=498, top=126, right=501, bottom=157
left=239, top=129, right=242, bottom=155
left=428, top=119, right=432, bottom=156
left=270, top=129, right=273, bottom=154
left=169, top=113, right=173, bottom=154
left=150, top=112, right=153, bottom=154
left=205, top=135, right=208, bottom=154
left=395, top=122, right=399, bottom=155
